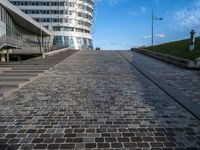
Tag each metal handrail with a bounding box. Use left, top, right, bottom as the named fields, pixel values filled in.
left=44, top=44, right=69, bottom=53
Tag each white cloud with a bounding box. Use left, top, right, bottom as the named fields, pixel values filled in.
left=143, top=34, right=166, bottom=39
left=156, top=34, right=166, bottom=38
left=143, top=35, right=152, bottom=39
left=140, top=7, right=147, bottom=13
left=134, top=44, right=147, bottom=48
left=108, top=0, right=124, bottom=6
left=129, top=6, right=147, bottom=16
left=169, top=0, right=200, bottom=30
left=97, top=0, right=129, bottom=6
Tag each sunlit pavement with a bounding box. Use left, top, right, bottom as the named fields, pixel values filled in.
left=0, top=50, right=199, bottom=149
left=131, top=50, right=200, bottom=107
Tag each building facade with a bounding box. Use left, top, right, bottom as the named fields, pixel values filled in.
left=9, top=0, right=94, bottom=50
left=0, top=0, right=53, bottom=62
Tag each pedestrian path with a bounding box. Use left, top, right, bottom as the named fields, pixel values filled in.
left=0, top=50, right=199, bottom=149
left=131, top=50, right=200, bottom=107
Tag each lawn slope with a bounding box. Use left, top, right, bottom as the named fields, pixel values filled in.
left=144, top=37, right=200, bottom=61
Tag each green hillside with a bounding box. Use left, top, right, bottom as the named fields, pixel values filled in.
left=144, top=37, right=200, bottom=61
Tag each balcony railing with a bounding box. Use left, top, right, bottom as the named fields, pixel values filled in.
left=0, top=35, right=69, bottom=54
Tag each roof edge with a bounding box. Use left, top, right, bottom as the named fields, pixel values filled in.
left=0, top=0, right=52, bottom=36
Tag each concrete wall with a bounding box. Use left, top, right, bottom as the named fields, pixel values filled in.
left=0, top=21, right=6, bottom=38
left=134, top=48, right=200, bottom=69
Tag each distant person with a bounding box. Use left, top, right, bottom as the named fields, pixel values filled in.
left=95, top=47, right=101, bottom=51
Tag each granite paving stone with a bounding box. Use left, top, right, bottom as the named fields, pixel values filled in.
left=0, top=50, right=199, bottom=149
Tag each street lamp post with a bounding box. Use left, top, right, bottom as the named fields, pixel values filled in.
left=40, top=11, right=43, bottom=53
left=152, top=10, right=163, bottom=46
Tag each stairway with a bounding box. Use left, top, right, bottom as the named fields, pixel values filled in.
left=0, top=49, right=77, bottom=99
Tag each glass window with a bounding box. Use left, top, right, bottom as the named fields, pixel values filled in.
left=64, top=27, right=74, bottom=31
left=53, top=26, right=61, bottom=31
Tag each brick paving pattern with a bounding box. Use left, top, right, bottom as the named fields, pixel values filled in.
left=0, top=50, right=199, bottom=149
left=131, top=50, right=200, bottom=107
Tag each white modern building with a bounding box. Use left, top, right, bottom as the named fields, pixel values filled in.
left=0, top=0, right=53, bottom=62
left=9, top=0, right=94, bottom=50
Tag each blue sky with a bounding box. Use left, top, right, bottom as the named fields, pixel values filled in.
left=93, top=0, right=200, bottom=50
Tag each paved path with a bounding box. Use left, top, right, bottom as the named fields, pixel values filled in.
left=131, top=50, right=200, bottom=107
left=0, top=51, right=199, bottom=149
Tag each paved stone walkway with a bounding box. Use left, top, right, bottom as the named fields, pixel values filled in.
left=131, top=50, right=200, bottom=107
left=0, top=51, right=199, bottom=149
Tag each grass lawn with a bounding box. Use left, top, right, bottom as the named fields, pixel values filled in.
left=144, top=37, right=200, bottom=61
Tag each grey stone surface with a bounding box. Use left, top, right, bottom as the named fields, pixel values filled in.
left=120, top=51, right=200, bottom=120
left=132, top=50, right=200, bottom=107
left=0, top=50, right=199, bottom=149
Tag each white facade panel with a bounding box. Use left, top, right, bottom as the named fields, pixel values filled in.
left=0, top=21, right=6, bottom=38
left=9, top=0, right=94, bottom=50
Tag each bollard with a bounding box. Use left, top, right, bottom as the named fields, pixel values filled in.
left=42, top=53, right=46, bottom=59
left=6, top=49, right=9, bottom=62
left=189, top=30, right=196, bottom=51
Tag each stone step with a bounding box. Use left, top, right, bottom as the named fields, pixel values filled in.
left=0, top=86, right=17, bottom=97
left=0, top=73, right=38, bottom=76
left=0, top=50, right=77, bottom=99
left=3, top=70, right=44, bottom=73
left=0, top=64, right=51, bottom=67
left=0, top=81, right=25, bottom=88
left=0, top=76, right=30, bottom=81
left=11, top=67, right=49, bottom=70
left=0, top=67, right=12, bottom=71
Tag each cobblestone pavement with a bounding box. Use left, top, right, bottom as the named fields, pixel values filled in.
left=0, top=50, right=200, bottom=150
left=131, top=50, right=200, bottom=107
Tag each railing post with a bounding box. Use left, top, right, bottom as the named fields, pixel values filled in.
left=189, top=30, right=196, bottom=51
left=6, top=49, right=9, bottom=62
left=42, top=53, right=46, bottom=59
left=0, top=50, right=6, bottom=62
